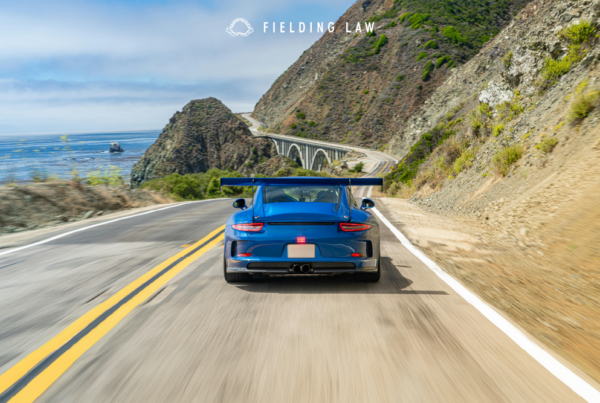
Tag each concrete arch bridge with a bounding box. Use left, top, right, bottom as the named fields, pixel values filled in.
left=266, top=136, right=348, bottom=171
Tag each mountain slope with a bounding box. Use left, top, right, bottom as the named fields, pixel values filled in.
left=253, top=0, right=530, bottom=151
left=379, top=0, right=600, bottom=382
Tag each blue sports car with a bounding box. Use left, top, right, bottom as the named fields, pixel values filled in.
left=220, top=177, right=382, bottom=282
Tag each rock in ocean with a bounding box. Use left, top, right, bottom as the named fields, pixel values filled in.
left=110, top=142, right=124, bottom=153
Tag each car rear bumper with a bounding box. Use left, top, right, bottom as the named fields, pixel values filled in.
left=226, top=259, right=378, bottom=274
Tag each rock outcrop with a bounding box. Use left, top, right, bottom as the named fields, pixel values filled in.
left=131, top=98, right=284, bottom=186
left=253, top=0, right=529, bottom=150
left=109, top=142, right=124, bottom=153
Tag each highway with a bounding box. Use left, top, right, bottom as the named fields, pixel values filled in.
left=0, top=126, right=593, bottom=402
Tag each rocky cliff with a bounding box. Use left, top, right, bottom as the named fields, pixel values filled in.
left=131, top=98, right=285, bottom=186
left=253, top=0, right=529, bottom=150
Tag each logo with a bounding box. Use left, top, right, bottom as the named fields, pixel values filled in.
left=226, top=18, right=254, bottom=37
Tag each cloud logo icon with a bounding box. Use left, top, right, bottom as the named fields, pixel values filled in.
left=226, top=18, right=254, bottom=37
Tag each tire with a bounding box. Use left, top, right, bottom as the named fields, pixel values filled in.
left=223, top=255, right=253, bottom=283
left=355, top=251, right=381, bottom=282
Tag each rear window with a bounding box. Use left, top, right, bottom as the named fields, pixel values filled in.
left=263, top=185, right=341, bottom=204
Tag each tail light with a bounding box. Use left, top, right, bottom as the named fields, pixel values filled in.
left=232, top=223, right=264, bottom=232
left=351, top=253, right=364, bottom=257
left=238, top=253, right=252, bottom=257
left=339, top=223, right=371, bottom=232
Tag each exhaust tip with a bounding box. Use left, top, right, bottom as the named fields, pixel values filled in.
left=301, top=264, right=311, bottom=273
left=292, top=264, right=302, bottom=273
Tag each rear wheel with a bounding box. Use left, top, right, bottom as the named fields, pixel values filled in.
left=356, top=251, right=381, bottom=282
left=223, top=255, right=253, bottom=283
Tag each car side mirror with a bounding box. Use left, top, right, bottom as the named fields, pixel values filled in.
left=232, top=198, right=246, bottom=209
left=361, top=198, right=375, bottom=210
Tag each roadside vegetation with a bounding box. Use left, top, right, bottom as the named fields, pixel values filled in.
left=536, top=137, right=558, bottom=154
left=492, top=144, right=523, bottom=176
left=540, top=21, right=595, bottom=88
left=141, top=167, right=327, bottom=201
left=567, top=80, right=599, bottom=123
left=384, top=88, right=529, bottom=196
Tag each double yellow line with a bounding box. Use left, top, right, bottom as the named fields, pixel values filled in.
left=0, top=225, right=225, bottom=403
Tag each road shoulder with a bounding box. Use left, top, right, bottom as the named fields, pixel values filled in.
left=374, top=197, right=600, bottom=395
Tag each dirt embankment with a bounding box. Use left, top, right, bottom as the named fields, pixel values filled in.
left=0, top=182, right=172, bottom=236
left=377, top=118, right=600, bottom=383
left=374, top=0, right=600, bottom=383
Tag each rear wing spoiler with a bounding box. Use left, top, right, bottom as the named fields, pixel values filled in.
left=220, top=177, right=383, bottom=187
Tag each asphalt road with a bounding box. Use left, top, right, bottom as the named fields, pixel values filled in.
left=0, top=194, right=589, bottom=401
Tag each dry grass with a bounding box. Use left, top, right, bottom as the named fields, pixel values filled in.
left=0, top=182, right=171, bottom=234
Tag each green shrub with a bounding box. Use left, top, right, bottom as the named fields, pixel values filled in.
left=493, top=124, right=505, bottom=137
left=354, top=106, right=364, bottom=122
left=206, top=178, right=220, bottom=196
left=350, top=162, right=365, bottom=173
left=567, top=90, right=599, bottom=122
left=446, top=60, right=456, bottom=69
left=366, top=30, right=376, bottom=37
left=468, top=110, right=483, bottom=133
left=536, top=137, right=558, bottom=153
left=435, top=55, right=451, bottom=68
left=396, top=74, right=406, bottom=81
left=422, top=61, right=434, bottom=81
left=291, top=123, right=297, bottom=129
left=443, top=26, right=466, bottom=44
left=453, top=149, right=475, bottom=174
left=478, top=102, right=492, bottom=117
left=540, top=22, right=594, bottom=87
left=541, top=51, right=579, bottom=86
left=424, top=40, right=438, bottom=49
left=383, top=21, right=397, bottom=29
left=416, top=51, right=428, bottom=61
left=496, top=92, right=524, bottom=121
left=140, top=170, right=245, bottom=201
left=373, top=34, right=388, bottom=54
left=398, top=12, right=414, bottom=23
left=363, top=90, right=369, bottom=94
left=296, top=112, right=306, bottom=119
left=502, top=50, right=513, bottom=68
left=559, top=20, right=595, bottom=45
left=408, top=13, right=430, bottom=29
left=493, top=144, right=523, bottom=176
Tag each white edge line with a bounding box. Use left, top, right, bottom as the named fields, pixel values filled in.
left=373, top=207, right=600, bottom=403
left=0, top=198, right=230, bottom=258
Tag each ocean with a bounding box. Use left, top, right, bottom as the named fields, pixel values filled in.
left=0, top=131, right=160, bottom=184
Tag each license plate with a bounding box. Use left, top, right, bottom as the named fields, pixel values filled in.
left=288, top=244, right=315, bottom=258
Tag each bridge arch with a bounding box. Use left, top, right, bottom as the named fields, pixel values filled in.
left=311, top=149, right=331, bottom=171
left=287, top=144, right=305, bottom=168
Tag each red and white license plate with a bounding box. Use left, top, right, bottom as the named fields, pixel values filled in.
left=288, top=244, right=315, bottom=258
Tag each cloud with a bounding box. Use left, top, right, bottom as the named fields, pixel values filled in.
left=0, top=0, right=355, bottom=134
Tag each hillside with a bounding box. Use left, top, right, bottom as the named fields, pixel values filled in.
left=131, top=98, right=287, bottom=186
left=378, top=0, right=600, bottom=383
left=253, top=0, right=530, bottom=150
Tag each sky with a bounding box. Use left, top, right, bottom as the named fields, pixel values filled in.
left=0, top=0, right=356, bottom=135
